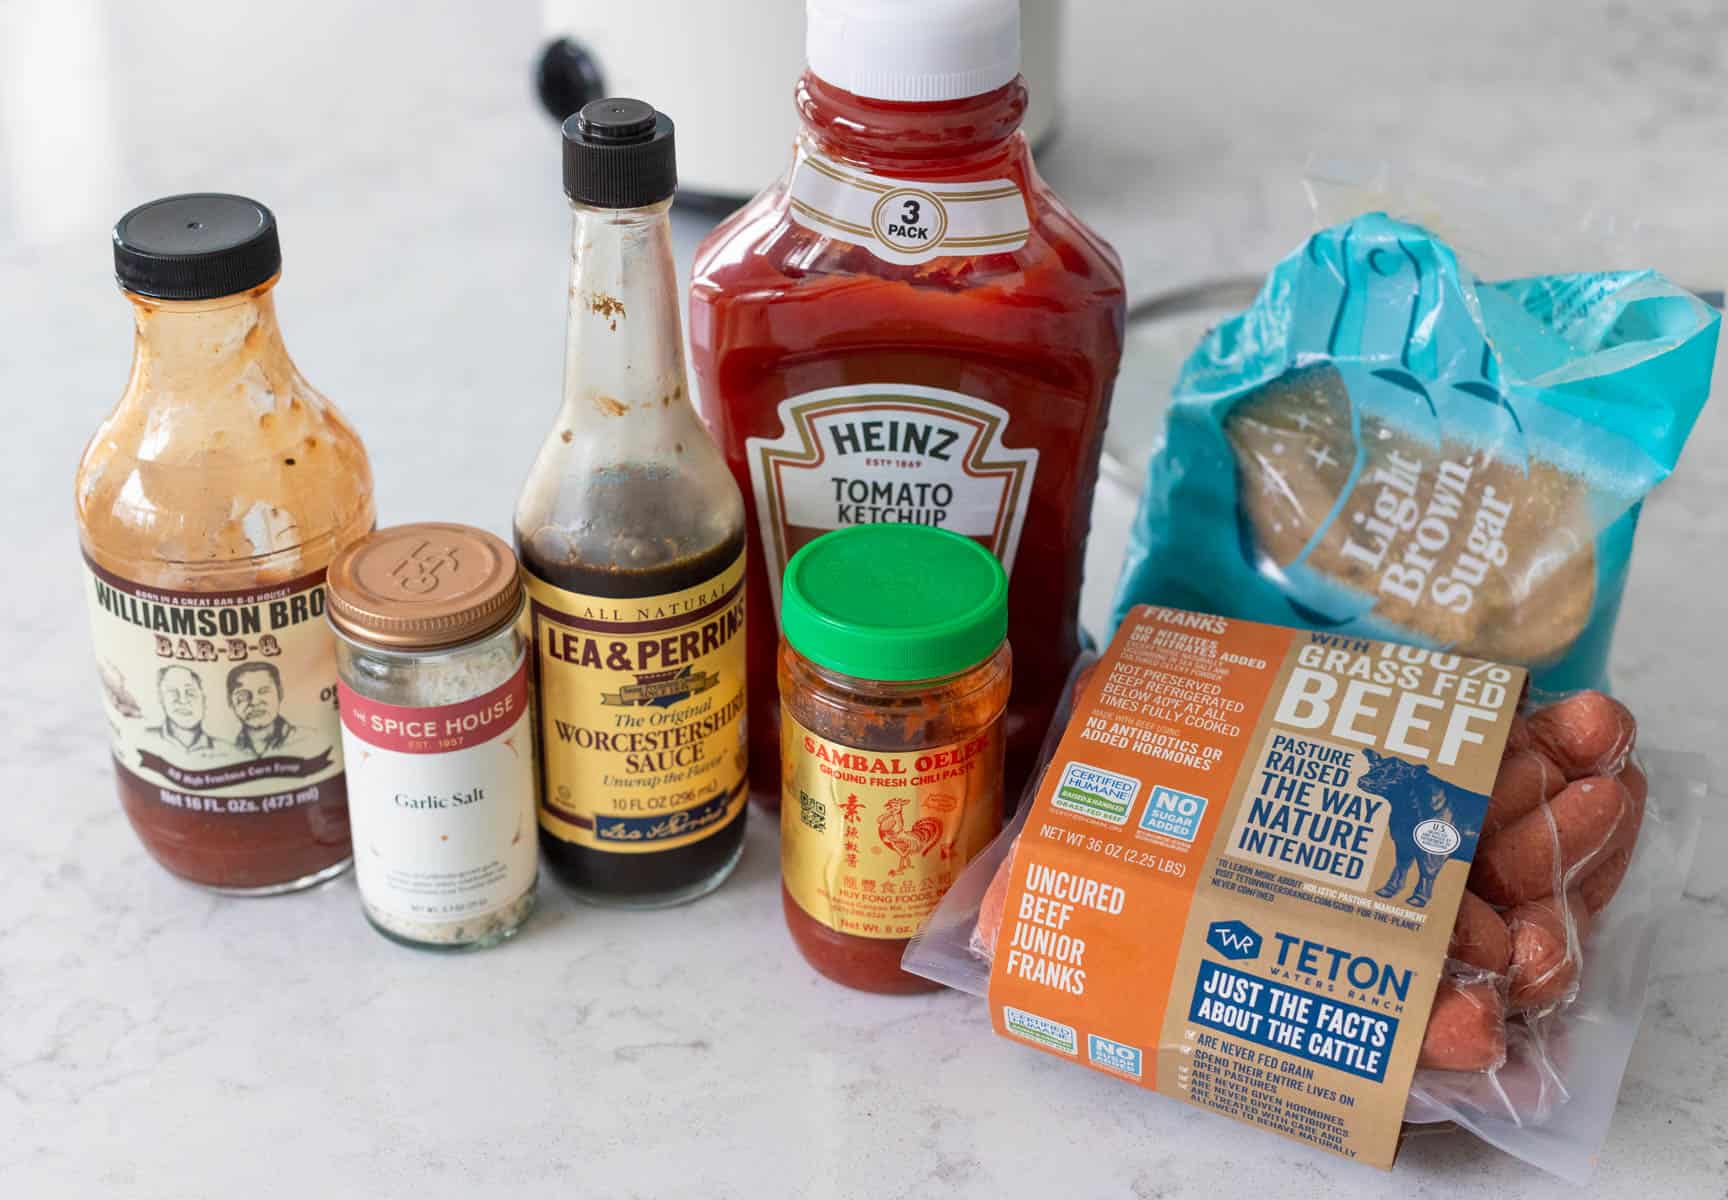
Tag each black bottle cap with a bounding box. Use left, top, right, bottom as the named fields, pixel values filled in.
left=562, top=97, right=677, bottom=208
left=113, top=194, right=281, bottom=300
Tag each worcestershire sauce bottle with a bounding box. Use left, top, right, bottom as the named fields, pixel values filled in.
left=516, top=99, right=749, bottom=907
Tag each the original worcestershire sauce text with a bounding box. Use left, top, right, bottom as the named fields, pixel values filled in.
left=523, top=523, right=748, bottom=901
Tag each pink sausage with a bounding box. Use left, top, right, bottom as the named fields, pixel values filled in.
left=1448, top=890, right=1512, bottom=973
left=1470, top=775, right=1633, bottom=906
left=1577, top=762, right=1648, bottom=915
left=1527, top=692, right=1636, bottom=780
left=1419, top=978, right=1508, bottom=1072
left=1506, top=892, right=1590, bottom=1012
left=1483, top=750, right=1565, bottom=840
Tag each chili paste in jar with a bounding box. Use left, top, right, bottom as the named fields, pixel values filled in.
left=779, top=524, right=1010, bottom=993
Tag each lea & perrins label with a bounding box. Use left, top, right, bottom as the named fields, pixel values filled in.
left=527, top=552, right=748, bottom=853
left=986, top=606, right=1524, bottom=1168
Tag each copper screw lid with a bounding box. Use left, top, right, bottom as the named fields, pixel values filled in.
left=327, top=523, right=523, bottom=650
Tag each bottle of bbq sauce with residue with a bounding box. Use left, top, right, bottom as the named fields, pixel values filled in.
left=76, top=194, right=375, bottom=894
left=516, top=99, right=750, bottom=907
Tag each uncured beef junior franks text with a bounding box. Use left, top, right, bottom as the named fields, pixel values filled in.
left=999, top=864, right=1126, bottom=995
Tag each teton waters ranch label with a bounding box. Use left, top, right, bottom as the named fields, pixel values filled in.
left=82, top=557, right=345, bottom=814
left=527, top=552, right=748, bottom=853
left=747, top=385, right=1037, bottom=613
left=986, top=608, right=1524, bottom=1170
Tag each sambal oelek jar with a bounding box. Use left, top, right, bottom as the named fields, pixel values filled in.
left=690, top=0, right=1126, bottom=810
left=778, top=524, right=1010, bottom=993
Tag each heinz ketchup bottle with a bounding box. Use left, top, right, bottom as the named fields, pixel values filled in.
left=689, top=0, right=1126, bottom=811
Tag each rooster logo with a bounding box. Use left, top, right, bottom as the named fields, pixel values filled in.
left=877, top=797, right=946, bottom=877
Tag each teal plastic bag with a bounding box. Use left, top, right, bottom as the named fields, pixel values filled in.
left=1112, top=213, right=1719, bottom=691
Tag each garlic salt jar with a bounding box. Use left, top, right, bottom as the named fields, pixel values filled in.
left=327, top=524, right=538, bottom=951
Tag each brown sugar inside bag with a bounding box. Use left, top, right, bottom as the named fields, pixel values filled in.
left=1111, top=212, right=1720, bottom=695
left=1225, top=365, right=1596, bottom=666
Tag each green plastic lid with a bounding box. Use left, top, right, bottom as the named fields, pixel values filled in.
left=781, top=524, right=1008, bottom=682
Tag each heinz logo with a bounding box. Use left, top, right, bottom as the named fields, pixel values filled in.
left=828, top=418, right=959, bottom=461
left=1206, top=920, right=1262, bottom=961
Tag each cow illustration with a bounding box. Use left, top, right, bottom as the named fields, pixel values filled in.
left=1355, top=748, right=1481, bottom=908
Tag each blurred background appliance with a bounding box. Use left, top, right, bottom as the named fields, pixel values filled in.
left=535, top=0, right=1065, bottom=205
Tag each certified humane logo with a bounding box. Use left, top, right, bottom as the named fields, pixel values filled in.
left=1052, top=761, right=1140, bottom=825
left=1002, top=1006, right=1078, bottom=1055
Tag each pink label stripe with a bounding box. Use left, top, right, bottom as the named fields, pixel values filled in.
left=338, top=660, right=530, bottom=755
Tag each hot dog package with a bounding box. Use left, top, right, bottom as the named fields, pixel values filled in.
left=903, top=606, right=1707, bottom=1180
left=1110, top=212, right=1720, bottom=694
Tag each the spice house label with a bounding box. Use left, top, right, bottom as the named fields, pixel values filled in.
left=338, top=657, right=537, bottom=927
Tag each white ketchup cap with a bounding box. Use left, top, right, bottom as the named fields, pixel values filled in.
left=805, top=0, right=1022, bottom=103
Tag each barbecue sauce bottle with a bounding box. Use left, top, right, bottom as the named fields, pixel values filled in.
left=689, top=0, right=1126, bottom=812
left=516, top=99, right=749, bottom=907
left=76, top=194, right=375, bottom=893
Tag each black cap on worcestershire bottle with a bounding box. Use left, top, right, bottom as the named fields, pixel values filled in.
left=112, top=194, right=281, bottom=300
left=562, top=97, right=676, bottom=208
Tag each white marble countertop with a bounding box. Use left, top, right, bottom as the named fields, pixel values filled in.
left=3, top=2, right=1725, bottom=1196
